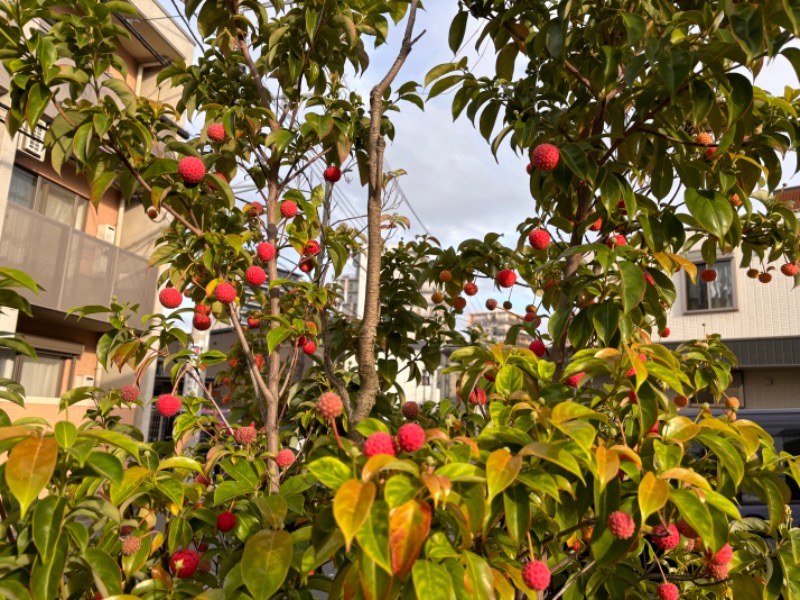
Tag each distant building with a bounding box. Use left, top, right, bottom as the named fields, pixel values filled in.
left=467, top=309, right=534, bottom=346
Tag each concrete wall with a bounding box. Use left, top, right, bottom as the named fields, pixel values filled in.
left=666, top=248, right=800, bottom=342
left=741, top=368, right=800, bottom=410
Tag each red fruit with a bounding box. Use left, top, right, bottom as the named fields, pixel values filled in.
left=246, top=266, right=267, bottom=287
left=193, top=313, right=212, bottom=331
left=364, top=432, right=396, bottom=458
left=454, top=296, right=467, bottom=311
left=699, top=269, right=717, bottom=283
left=676, top=519, right=697, bottom=538
left=198, top=559, right=212, bottom=574
left=280, top=201, right=298, bottom=218
left=606, top=234, right=627, bottom=248
left=247, top=316, right=260, bottom=328
left=401, top=401, right=420, bottom=419
left=708, top=543, right=732, bottom=565
left=120, top=525, right=133, bottom=537
left=608, top=511, right=635, bottom=540
left=628, top=390, right=638, bottom=404
left=528, top=228, right=551, bottom=250
left=496, top=270, right=517, bottom=288
left=526, top=163, right=533, bottom=174
left=257, top=242, right=276, bottom=262
left=781, top=263, right=799, bottom=277
left=303, top=240, right=321, bottom=256
left=523, top=312, right=539, bottom=324
left=215, top=282, right=237, bottom=303
left=159, top=287, right=182, bottom=309
left=705, top=146, right=719, bottom=160
left=521, top=560, right=551, bottom=591
left=317, top=392, right=344, bottom=419
left=178, top=156, right=206, bottom=185
left=660, top=327, right=670, bottom=337
left=706, top=562, right=729, bottom=580
left=156, top=394, right=181, bottom=418
left=248, top=201, right=263, bottom=217
left=531, top=144, right=560, bottom=172
left=485, top=298, right=497, bottom=310
left=299, top=258, right=314, bottom=273
left=195, top=304, right=211, bottom=316
left=651, top=524, right=680, bottom=550
left=121, top=536, right=141, bottom=556
left=209, top=172, right=226, bottom=191
left=254, top=354, right=265, bottom=369
left=95, top=593, right=102, bottom=600
left=207, top=123, right=225, bottom=142
left=565, top=372, right=585, bottom=389
left=217, top=511, right=236, bottom=532
left=695, top=132, right=713, bottom=145
left=648, top=422, right=660, bottom=434
left=397, top=423, right=425, bottom=452
left=234, top=425, right=257, bottom=445
left=644, top=273, right=655, bottom=285
left=276, top=449, right=295, bottom=468
left=120, top=384, right=139, bottom=402
left=464, top=282, right=478, bottom=296
left=228, top=358, right=238, bottom=368
left=194, top=474, right=210, bottom=486
left=529, top=340, right=546, bottom=357
left=589, top=218, right=602, bottom=231
left=170, top=549, right=199, bottom=578
left=323, top=166, right=342, bottom=183
left=657, top=583, right=679, bottom=600
left=469, top=388, right=487, bottom=405
left=302, top=340, right=317, bottom=355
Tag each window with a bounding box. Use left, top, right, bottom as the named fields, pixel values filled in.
left=685, top=260, right=735, bottom=312
left=0, top=350, right=75, bottom=398
left=8, top=166, right=87, bottom=230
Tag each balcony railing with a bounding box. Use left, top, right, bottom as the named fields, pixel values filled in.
left=0, top=203, right=157, bottom=324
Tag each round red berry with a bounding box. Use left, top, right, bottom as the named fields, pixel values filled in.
left=195, top=304, right=211, bottom=316
left=644, top=273, right=655, bottom=285
left=464, top=282, right=478, bottom=296
left=194, top=474, right=210, bottom=486
left=657, top=583, right=679, bottom=600
left=178, top=156, right=205, bottom=185
left=485, top=298, right=497, bottom=310
left=280, top=201, right=298, bottom=218
left=364, top=432, right=396, bottom=458
left=317, top=392, right=344, bottom=419
left=234, top=425, right=257, bottom=445
left=589, top=218, right=602, bottom=231
left=120, top=384, right=139, bottom=402
left=708, top=542, right=732, bottom=565
left=565, top=372, right=585, bottom=388
left=700, top=269, right=717, bottom=283
left=781, top=263, right=799, bottom=277
left=170, top=549, right=199, bottom=578
left=526, top=162, right=533, bottom=174
left=660, top=327, right=670, bottom=337
left=276, top=449, right=295, bottom=468
left=606, top=234, right=627, bottom=249
left=323, top=166, right=342, bottom=183
left=496, top=270, right=517, bottom=288
left=217, top=511, right=236, bottom=532
left=529, top=340, right=546, bottom=357
left=303, top=240, right=320, bottom=256
left=651, top=524, right=680, bottom=550
left=193, top=313, right=211, bottom=331
left=257, top=242, right=276, bottom=262
left=207, top=123, right=225, bottom=142
left=628, top=390, right=638, bottom=404
left=469, top=388, right=487, bottom=405
left=531, top=144, right=560, bottom=172
left=396, top=423, right=425, bottom=453
left=156, top=394, right=181, bottom=418
left=302, top=340, right=317, bottom=355
left=706, top=562, right=729, bottom=580
left=676, top=519, right=697, bottom=538
left=215, top=281, right=236, bottom=303
left=121, top=536, right=141, bottom=556
left=401, top=401, right=420, bottom=419
left=299, top=258, right=314, bottom=273
left=528, top=228, right=551, bottom=250
left=705, top=146, right=719, bottom=160
left=159, top=287, right=182, bottom=309
left=246, top=266, right=267, bottom=287
left=608, top=511, right=635, bottom=540
left=521, top=560, right=551, bottom=591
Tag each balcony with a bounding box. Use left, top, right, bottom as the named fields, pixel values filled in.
left=0, top=203, right=157, bottom=324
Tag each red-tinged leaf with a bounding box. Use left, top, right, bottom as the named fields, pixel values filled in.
left=595, top=445, right=620, bottom=490
left=6, top=436, right=58, bottom=518
left=486, top=449, right=521, bottom=502
left=334, top=480, right=376, bottom=551
left=389, top=500, right=431, bottom=578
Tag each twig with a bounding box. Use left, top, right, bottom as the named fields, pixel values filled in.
left=551, top=560, right=596, bottom=600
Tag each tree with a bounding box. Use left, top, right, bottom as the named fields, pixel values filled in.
left=1, top=0, right=800, bottom=599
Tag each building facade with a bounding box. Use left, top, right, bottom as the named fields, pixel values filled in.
left=0, top=2, right=194, bottom=430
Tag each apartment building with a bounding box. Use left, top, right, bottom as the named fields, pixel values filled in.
left=0, top=2, right=194, bottom=429
left=467, top=309, right=535, bottom=346
left=663, top=185, right=800, bottom=410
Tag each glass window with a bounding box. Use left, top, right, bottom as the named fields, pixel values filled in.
left=8, top=167, right=38, bottom=210
left=42, top=180, right=82, bottom=228
left=17, top=353, right=67, bottom=397
left=686, top=260, right=734, bottom=311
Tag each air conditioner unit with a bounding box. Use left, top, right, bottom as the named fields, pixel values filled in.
left=18, top=121, right=47, bottom=161
left=97, top=224, right=117, bottom=244
left=78, top=375, right=95, bottom=388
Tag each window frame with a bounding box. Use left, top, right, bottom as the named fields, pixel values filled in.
left=2, top=350, right=76, bottom=399
left=683, top=258, right=738, bottom=314
left=9, top=166, right=88, bottom=231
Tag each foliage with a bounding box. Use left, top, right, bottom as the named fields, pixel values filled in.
left=1, top=0, right=800, bottom=599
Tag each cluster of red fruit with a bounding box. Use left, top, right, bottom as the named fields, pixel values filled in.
left=363, top=423, right=426, bottom=456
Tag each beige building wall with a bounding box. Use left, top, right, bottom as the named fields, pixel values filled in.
left=740, top=368, right=800, bottom=410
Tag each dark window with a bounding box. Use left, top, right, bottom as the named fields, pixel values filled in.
left=686, top=260, right=735, bottom=312
left=8, top=166, right=87, bottom=230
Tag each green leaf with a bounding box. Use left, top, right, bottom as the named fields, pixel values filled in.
left=267, top=327, right=292, bottom=354
left=696, top=433, right=744, bottom=486
left=638, top=471, right=669, bottom=521
left=486, top=448, right=522, bottom=503
left=657, top=49, right=692, bottom=99
left=86, top=451, right=124, bottom=485
left=6, top=436, right=58, bottom=517
left=412, top=560, right=455, bottom=600
left=690, top=80, right=715, bottom=125
left=54, top=421, right=76, bottom=449
left=463, top=552, right=494, bottom=600
left=307, top=457, right=352, bottom=490
left=560, top=143, right=589, bottom=180
left=356, top=499, right=392, bottom=573
left=158, top=456, right=204, bottom=473
left=109, top=466, right=150, bottom=506
left=30, top=533, right=67, bottom=600
left=620, top=13, right=645, bottom=46
left=78, top=429, right=140, bottom=460
left=725, top=73, right=753, bottom=127
left=503, top=486, right=530, bottom=546
left=84, top=548, right=123, bottom=597
left=669, top=488, right=713, bottom=542
left=495, top=44, right=518, bottom=82
left=33, top=496, right=66, bottom=561
left=25, top=83, right=52, bottom=131
left=519, top=442, right=585, bottom=483
left=102, top=78, right=136, bottom=115
left=241, top=530, right=293, bottom=599
left=214, top=480, right=255, bottom=505
left=448, top=11, right=469, bottom=54
left=685, top=189, right=734, bottom=241
left=333, top=479, right=375, bottom=551
left=592, top=302, right=620, bottom=345
left=619, top=262, right=646, bottom=315
left=729, top=3, right=763, bottom=60
left=425, top=63, right=459, bottom=87
left=494, top=365, right=523, bottom=396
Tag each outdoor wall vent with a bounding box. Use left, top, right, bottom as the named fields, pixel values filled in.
left=17, top=121, right=47, bottom=161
